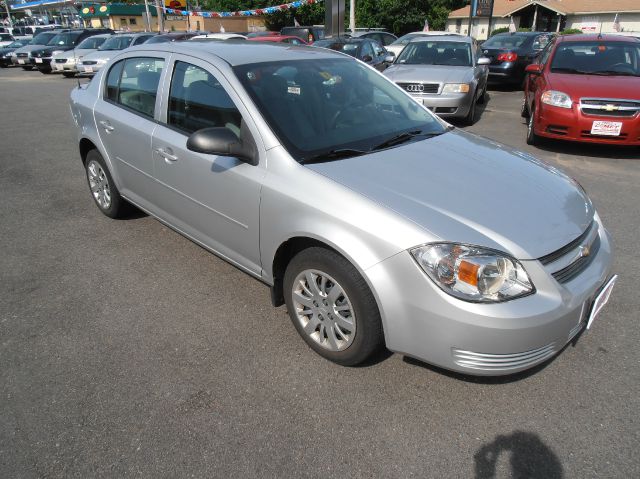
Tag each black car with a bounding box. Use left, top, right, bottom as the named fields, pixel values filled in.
left=30, top=28, right=113, bottom=74
left=0, top=39, right=31, bottom=67
left=313, top=37, right=394, bottom=72
left=348, top=30, right=397, bottom=46
left=281, top=26, right=325, bottom=44
left=143, top=32, right=200, bottom=44
left=481, top=31, right=555, bottom=86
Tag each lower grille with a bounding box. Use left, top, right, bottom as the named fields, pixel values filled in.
left=16, top=53, right=28, bottom=58
left=396, top=82, right=439, bottom=94
left=452, top=343, right=557, bottom=372
left=55, top=59, right=67, bottom=64
left=82, top=61, right=98, bottom=65
left=546, top=125, right=568, bottom=136
left=581, top=130, right=628, bottom=140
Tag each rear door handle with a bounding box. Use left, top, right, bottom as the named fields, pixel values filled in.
left=155, top=147, right=178, bottom=162
left=99, top=120, right=114, bottom=133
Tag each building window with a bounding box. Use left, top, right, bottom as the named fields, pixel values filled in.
left=130, top=18, right=137, bottom=25
left=121, top=18, right=127, bottom=28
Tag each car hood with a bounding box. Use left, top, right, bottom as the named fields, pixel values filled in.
left=81, top=51, right=116, bottom=62
left=385, top=64, right=473, bottom=83
left=548, top=73, right=640, bottom=100
left=305, top=129, right=593, bottom=259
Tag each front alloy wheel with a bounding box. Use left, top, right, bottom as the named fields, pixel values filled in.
left=84, top=149, right=130, bottom=218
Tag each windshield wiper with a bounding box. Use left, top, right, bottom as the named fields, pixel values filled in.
left=589, top=70, right=639, bottom=77
left=371, top=129, right=444, bottom=151
left=301, top=148, right=368, bottom=165
left=551, top=67, right=590, bottom=74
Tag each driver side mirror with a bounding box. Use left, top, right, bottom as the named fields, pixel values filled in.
left=525, top=63, right=543, bottom=75
left=384, top=52, right=395, bottom=63
left=186, top=125, right=258, bottom=165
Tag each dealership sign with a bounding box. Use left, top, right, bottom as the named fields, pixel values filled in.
left=471, top=0, right=494, bottom=17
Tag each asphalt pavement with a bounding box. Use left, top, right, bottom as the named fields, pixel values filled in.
left=1, top=67, right=639, bottom=478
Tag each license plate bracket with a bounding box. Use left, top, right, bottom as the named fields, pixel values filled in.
left=586, top=275, right=617, bottom=330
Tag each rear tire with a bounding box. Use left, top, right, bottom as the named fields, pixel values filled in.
left=21, top=66, right=33, bottom=71
left=283, top=247, right=384, bottom=366
left=84, top=149, right=130, bottom=219
left=62, top=72, right=75, bottom=78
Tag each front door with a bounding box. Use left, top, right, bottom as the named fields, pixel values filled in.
left=151, top=56, right=265, bottom=275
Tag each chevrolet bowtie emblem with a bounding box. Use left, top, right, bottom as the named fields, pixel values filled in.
left=579, top=244, right=591, bottom=258
left=604, top=104, right=618, bottom=111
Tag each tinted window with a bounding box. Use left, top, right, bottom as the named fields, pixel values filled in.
left=482, top=35, right=528, bottom=49
left=133, top=35, right=154, bottom=45
left=47, top=32, right=81, bottom=47
left=550, top=41, right=640, bottom=75
left=379, top=33, right=397, bottom=46
left=234, top=58, right=445, bottom=162
left=360, top=41, right=374, bottom=60
left=77, top=36, right=108, bottom=49
left=105, top=60, right=124, bottom=102
left=392, top=33, right=427, bottom=46
left=99, top=36, right=134, bottom=51
left=167, top=61, right=242, bottom=135
left=106, top=57, right=164, bottom=118
left=532, top=34, right=552, bottom=50
left=397, top=41, right=472, bottom=67
left=371, top=41, right=385, bottom=57
left=32, top=32, right=57, bottom=44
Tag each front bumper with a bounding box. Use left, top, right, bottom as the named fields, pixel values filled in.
left=33, top=57, right=52, bottom=69
left=78, top=63, right=104, bottom=76
left=406, top=91, right=474, bottom=118
left=365, top=224, right=614, bottom=375
left=52, top=60, right=78, bottom=73
left=536, top=102, right=640, bottom=146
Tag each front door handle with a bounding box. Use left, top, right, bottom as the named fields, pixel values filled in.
left=99, top=120, right=114, bottom=133
left=155, top=147, right=178, bottom=162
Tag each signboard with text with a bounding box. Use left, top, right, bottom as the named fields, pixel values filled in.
left=165, top=0, right=187, bottom=9
left=471, top=0, right=494, bottom=18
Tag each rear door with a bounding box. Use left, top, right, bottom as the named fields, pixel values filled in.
left=93, top=53, right=169, bottom=208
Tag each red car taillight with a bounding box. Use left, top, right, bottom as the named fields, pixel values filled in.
left=497, top=52, right=518, bottom=62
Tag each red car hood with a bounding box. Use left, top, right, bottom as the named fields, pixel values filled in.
left=548, top=73, right=640, bottom=100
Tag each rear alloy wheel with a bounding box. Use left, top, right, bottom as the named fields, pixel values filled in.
left=283, top=247, right=384, bottom=366
left=526, top=106, right=539, bottom=145
left=85, top=149, right=130, bottom=219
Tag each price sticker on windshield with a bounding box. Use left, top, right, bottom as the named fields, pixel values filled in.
left=591, top=121, right=622, bottom=136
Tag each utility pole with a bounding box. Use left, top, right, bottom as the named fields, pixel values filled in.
left=155, top=0, right=164, bottom=32
left=349, top=0, right=355, bottom=33
left=143, top=0, right=152, bottom=32
left=3, top=0, right=14, bottom=28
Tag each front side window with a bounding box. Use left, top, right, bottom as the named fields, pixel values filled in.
left=167, top=61, right=242, bottom=135
left=105, top=57, right=164, bottom=118
left=234, top=58, right=446, bottom=163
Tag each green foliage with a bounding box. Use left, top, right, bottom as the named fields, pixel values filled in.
left=517, top=27, right=531, bottom=32
left=559, top=28, right=583, bottom=36
left=490, top=27, right=509, bottom=36
left=197, top=1, right=467, bottom=36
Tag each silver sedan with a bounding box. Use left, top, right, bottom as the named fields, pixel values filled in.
left=384, top=36, right=490, bottom=124
left=69, top=42, right=615, bottom=375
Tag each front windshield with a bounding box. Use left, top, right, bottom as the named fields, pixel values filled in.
left=32, top=32, right=56, bottom=44
left=234, top=58, right=446, bottom=162
left=8, top=40, right=27, bottom=48
left=0, top=34, right=11, bottom=41
left=46, top=32, right=81, bottom=47
left=550, top=41, right=640, bottom=76
left=143, top=36, right=172, bottom=44
left=99, top=36, right=133, bottom=51
left=77, top=36, right=108, bottom=49
left=482, top=34, right=528, bottom=49
left=392, top=33, right=426, bottom=46
left=397, top=41, right=472, bottom=66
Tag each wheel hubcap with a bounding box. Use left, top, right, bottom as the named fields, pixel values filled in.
left=292, top=269, right=355, bottom=351
left=87, top=160, right=111, bottom=209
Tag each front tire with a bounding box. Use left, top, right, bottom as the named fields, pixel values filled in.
left=464, top=94, right=477, bottom=126
left=526, top=105, right=540, bottom=145
left=283, top=247, right=384, bottom=366
left=84, top=149, right=130, bottom=219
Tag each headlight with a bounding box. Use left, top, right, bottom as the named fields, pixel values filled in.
left=96, top=59, right=107, bottom=64
left=541, top=90, right=572, bottom=109
left=411, top=243, right=534, bottom=303
left=442, top=83, right=470, bottom=94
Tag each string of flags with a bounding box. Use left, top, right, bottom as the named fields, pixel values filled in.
left=163, top=0, right=323, bottom=18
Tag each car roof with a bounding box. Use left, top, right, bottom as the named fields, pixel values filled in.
left=125, top=41, right=344, bottom=66
left=410, top=35, right=472, bottom=44
left=491, top=31, right=551, bottom=37
left=557, top=33, right=639, bottom=43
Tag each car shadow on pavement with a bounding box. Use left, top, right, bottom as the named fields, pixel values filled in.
left=474, top=431, right=563, bottom=479
left=530, top=134, right=639, bottom=160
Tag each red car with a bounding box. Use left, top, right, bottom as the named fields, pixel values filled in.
left=247, top=35, right=308, bottom=45
left=522, top=34, right=640, bottom=146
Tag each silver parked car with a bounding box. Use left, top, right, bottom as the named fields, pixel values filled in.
left=69, top=42, right=616, bottom=375
left=51, top=33, right=113, bottom=77
left=78, top=33, right=156, bottom=75
left=384, top=36, right=490, bottom=124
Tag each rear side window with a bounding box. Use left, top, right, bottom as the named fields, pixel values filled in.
left=104, top=57, right=164, bottom=118
left=167, top=61, right=242, bottom=136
